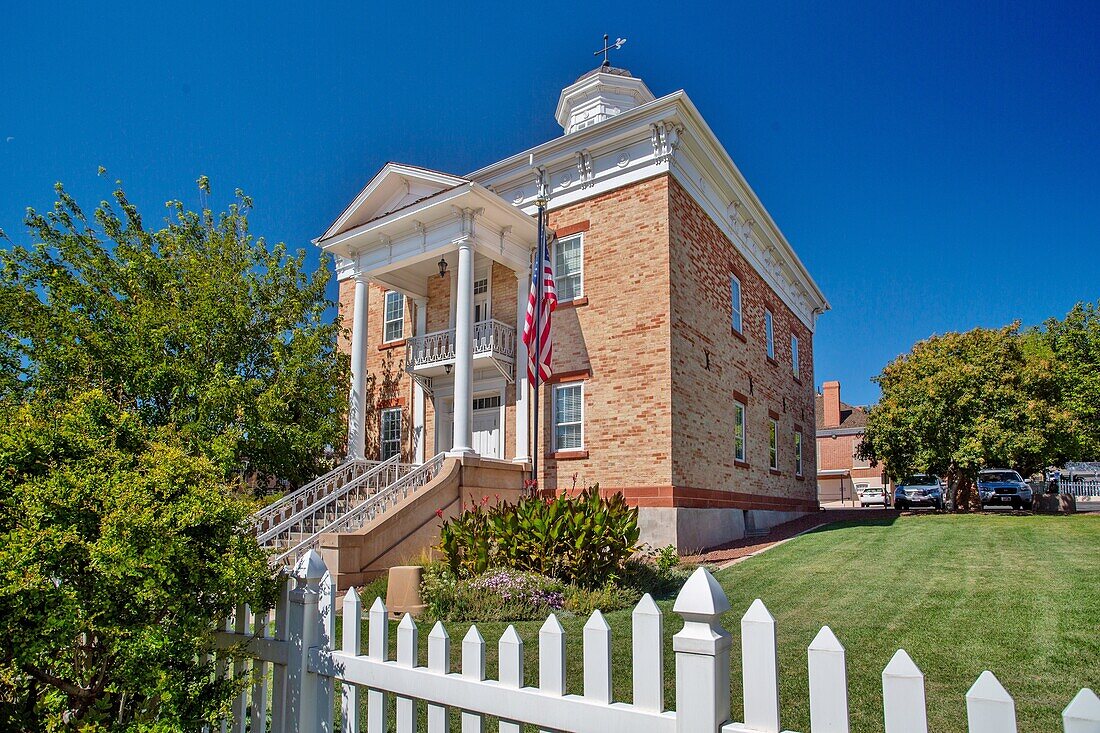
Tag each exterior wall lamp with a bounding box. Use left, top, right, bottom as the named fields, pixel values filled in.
left=438, top=255, right=448, bottom=279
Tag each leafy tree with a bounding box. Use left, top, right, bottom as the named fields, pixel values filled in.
left=0, top=390, right=278, bottom=730
left=0, top=176, right=349, bottom=487
left=858, top=325, right=1067, bottom=510
left=1038, top=301, right=1100, bottom=460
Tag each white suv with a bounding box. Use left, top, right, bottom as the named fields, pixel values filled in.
left=857, top=483, right=888, bottom=507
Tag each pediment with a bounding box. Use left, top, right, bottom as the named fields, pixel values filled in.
left=319, top=163, right=468, bottom=241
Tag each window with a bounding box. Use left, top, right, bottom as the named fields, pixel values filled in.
left=769, top=418, right=779, bottom=470
left=765, top=309, right=775, bottom=359
left=734, top=401, right=746, bottom=463
left=380, top=408, right=402, bottom=461
left=383, top=290, right=404, bottom=342
left=730, top=275, right=743, bottom=334
left=553, top=382, right=583, bottom=451
left=794, top=431, right=804, bottom=477
left=554, top=234, right=583, bottom=301
left=791, top=334, right=800, bottom=377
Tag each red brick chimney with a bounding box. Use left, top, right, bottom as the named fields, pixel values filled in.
left=822, top=381, right=842, bottom=428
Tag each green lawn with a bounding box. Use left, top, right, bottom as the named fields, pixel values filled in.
left=352, top=513, right=1099, bottom=732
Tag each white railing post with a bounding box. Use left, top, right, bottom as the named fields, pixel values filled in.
left=1063, top=688, right=1100, bottom=733
left=673, top=567, right=732, bottom=733
left=883, top=649, right=928, bottom=733
left=966, top=670, right=1016, bottom=733
left=742, top=599, right=780, bottom=733
left=808, top=626, right=849, bottom=733
left=285, top=550, right=331, bottom=733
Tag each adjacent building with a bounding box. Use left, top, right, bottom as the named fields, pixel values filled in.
left=316, top=63, right=830, bottom=554
left=815, top=381, right=888, bottom=504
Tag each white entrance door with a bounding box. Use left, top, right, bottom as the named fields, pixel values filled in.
left=472, top=396, right=501, bottom=458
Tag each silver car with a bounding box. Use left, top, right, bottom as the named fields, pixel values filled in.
left=857, top=483, right=888, bottom=507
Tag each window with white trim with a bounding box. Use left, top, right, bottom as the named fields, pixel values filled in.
left=554, top=234, right=583, bottom=301
left=769, top=418, right=779, bottom=470
left=734, top=401, right=746, bottom=463
left=791, top=334, right=800, bottom=377
left=765, top=309, right=775, bottom=359
left=552, top=382, right=584, bottom=451
left=794, top=430, right=804, bottom=477
left=380, top=408, right=401, bottom=461
left=383, top=290, right=404, bottom=342
left=730, top=274, right=743, bottom=334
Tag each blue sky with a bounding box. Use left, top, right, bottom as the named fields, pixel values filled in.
left=2, top=0, right=1097, bottom=406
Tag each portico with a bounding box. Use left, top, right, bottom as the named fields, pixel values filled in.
left=316, top=163, right=537, bottom=465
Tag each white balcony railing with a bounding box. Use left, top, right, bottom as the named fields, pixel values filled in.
left=405, top=319, right=516, bottom=372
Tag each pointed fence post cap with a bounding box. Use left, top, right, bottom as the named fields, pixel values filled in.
left=370, top=596, right=387, bottom=614
left=883, top=648, right=923, bottom=678
left=398, top=613, right=416, bottom=630
left=967, top=670, right=1012, bottom=703
left=540, top=613, right=564, bottom=634
left=1064, top=688, right=1100, bottom=721
left=673, top=566, right=730, bottom=617
left=294, top=549, right=328, bottom=587
left=344, top=586, right=361, bottom=603
left=500, top=625, right=523, bottom=646
left=742, top=598, right=775, bottom=624
left=809, top=625, right=844, bottom=653
left=463, top=624, right=485, bottom=644
left=634, top=592, right=661, bottom=616
left=584, top=609, right=611, bottom=631
left=429, top=620, right=450, bottom=640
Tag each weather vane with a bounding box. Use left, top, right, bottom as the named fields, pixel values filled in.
left=594, top=34, right=626, bottom=68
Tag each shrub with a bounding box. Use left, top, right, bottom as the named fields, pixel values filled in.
left=438, top=485, right=640, bottom=588
left=655, top=544, right=681, bottom=573
left=563, top=582, right=639, bottom=615
left=420, top=566, right=565, bottom=622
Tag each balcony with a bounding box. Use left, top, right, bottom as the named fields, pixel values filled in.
left=405, top=319, right=517, bottom=393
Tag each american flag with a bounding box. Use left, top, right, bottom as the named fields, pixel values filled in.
left=522, top=229, right=557, bottom=384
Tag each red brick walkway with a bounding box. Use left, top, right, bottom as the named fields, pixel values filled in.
left=684, top=509, right=874, bottom=565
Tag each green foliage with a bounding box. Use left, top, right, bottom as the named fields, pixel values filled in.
left=654, top=544, right=681, bottom=574
left=420, top=566, right=565, bottom=622
left=857, top=324, right=1069, bottom=509
left=438, top=486, right=641, bottom=587
left=561, top=582, right=638, bottom=616
left=0, top=177, right=349, bottom=487
left=0, top=390, right=279, bottom=731
left=1037, top=301, right=1100, bottom=460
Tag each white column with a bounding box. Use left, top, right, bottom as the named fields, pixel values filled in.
left=413, top=297, right=427, bottom=464
left=347, top=273, right=369, bottom=460
left=450, top=242, right=474, bottom=455
left=514, top=267, right=530, bottom=464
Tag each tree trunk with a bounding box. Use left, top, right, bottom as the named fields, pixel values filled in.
left=954, top=475, right=972, bottom=512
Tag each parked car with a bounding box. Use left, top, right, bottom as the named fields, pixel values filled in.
left=977, top=469, right=1033, bottom=510
left=894, top=475, right=945, bottom=510
left=856, top=483, right=889, bottom=507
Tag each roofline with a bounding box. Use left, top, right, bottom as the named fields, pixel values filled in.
left=466, top=89, right=829, bottom=312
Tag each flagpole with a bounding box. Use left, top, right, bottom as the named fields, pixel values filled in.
left=531, top=197, right=546, bottom=487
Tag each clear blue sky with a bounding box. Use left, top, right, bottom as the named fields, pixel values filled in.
left=3, top=1, right=1098, bottom=406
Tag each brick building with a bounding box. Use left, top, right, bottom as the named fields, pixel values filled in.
left=815, top=381, right=890, bottom=504
left=316, top=64, right=830, bottom=552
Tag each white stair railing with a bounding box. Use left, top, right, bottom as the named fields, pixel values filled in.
left=258, top=455, right=411, bottom=562
left=253, top=458, right=379, bottom=533
left=274, top=452, right=448, bottom=566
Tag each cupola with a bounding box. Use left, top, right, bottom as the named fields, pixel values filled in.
left=554, top=66, right=655, bottom=134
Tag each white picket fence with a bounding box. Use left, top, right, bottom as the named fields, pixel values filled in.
left=215, top=551, right=1100, bottom=733
left=1060, top=478, right=1100, bottom=498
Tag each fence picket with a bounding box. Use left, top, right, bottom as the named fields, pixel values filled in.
left=366, top=598, right=389, bottom=733
left=632, top=593, right=664, bottom=712
left=742, top=599, right=780, bottom=733
left=230, top=604, right=248, bottom=733
left=269, top=578, right=290, bottom=733
left=966, top=670, right=1016, bottom=733
left=498, top=625, right=524, bottom=733
left=251, top=609, right=271, bottom=733
left=427, top=622, right=451, bottom=733
left=883, top=649, right=928, bottom=733
left=462, top=625, right=486, bottom=733
left=808, top=626, right=849, bottom=733
left=341, top=589, right=362, bottom=733
left=396, top=614, right=418, bottom=733
left=538, top=613, right=566, bottom=733
left=584, top=610, right=613, bottom=704
left=1062, top=688, right=1100, bottom=733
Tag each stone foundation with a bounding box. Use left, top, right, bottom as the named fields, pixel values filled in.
left=638, top=506, right=812, bottom=554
